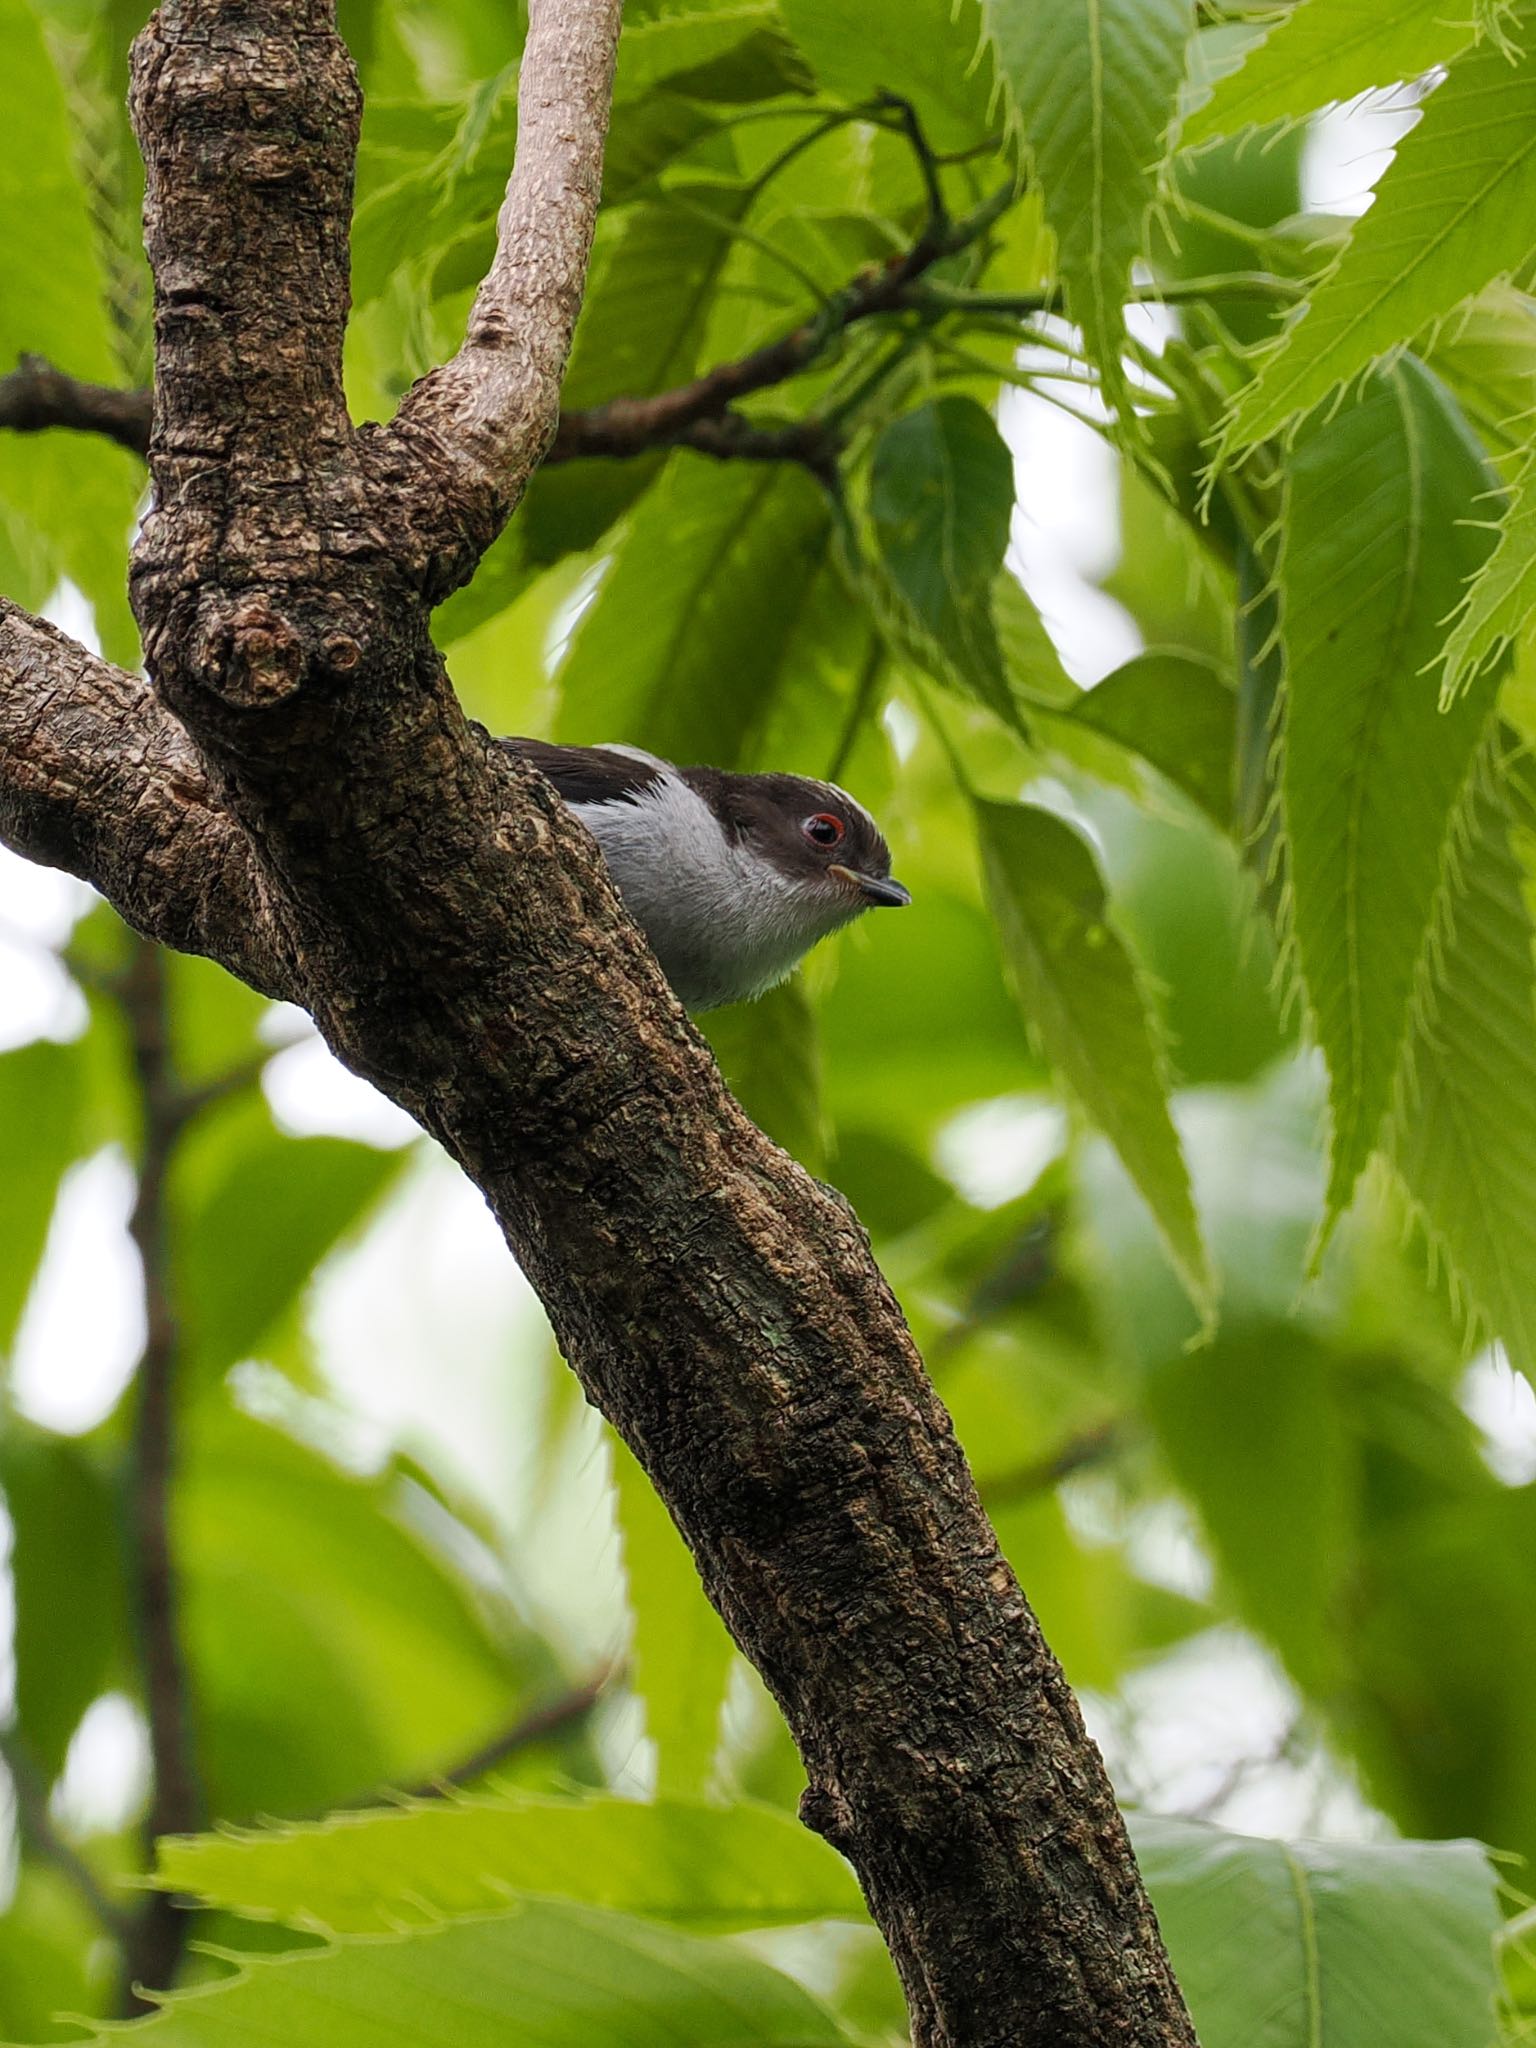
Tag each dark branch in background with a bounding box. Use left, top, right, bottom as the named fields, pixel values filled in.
left=0, top=355, right=151, bottom=456
left=118, top=935, right=203, bottom=2015
left=0, top=1728, right=134, bottom=1943
left=979, top=1420, right=1126, bottom=1514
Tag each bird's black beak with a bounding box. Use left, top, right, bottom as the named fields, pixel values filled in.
left=832, top=865, right=912, bottom=908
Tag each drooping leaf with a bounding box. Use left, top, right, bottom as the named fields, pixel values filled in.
left=1223, top=21, right=1536, bottom=453
left=1146, top=1323, right=1352, bottom=1693
left=155, top=1792, right=866, bottom=1934
left=25, top=1898, right=855, bottom=2048
left=610, top=1434, right=736, bottom=1796
left=778, top=0, right=996, bottom=152
left=868, top=395, right=1019, bottom=729
left=180, top=1408, right=532, bottom=1822
left=1442, top=437, right=1536, bottom=697
left=172, top=1096, right=406, bottom=1381
left=616, top=4, right=813, bottom=104
left=974, top=798, right=1212, bottom=1311
left=1134, top=1817, right=1502, bottom=2048
left=1389, top=748, right=1536, bottom=1380
left=984, top=0, right=1194, bottom=405
left=0, top=1037, right=84, bottom=1355
left=556, top=460, right=832, bottom=766
left=0, top=1429, right=127, bottom=1777
left=1281, top=359, right=1502, bottom=1226
left=703, top=975, right=828, bottom=1168
left=1182, top=0, right=1476, bottom=150
left=1067, top=651, right=1235, bottom=826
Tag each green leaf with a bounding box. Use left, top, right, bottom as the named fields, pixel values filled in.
left=0, top=1429, right=127, bottom=1777
left=1223, top=22, right=1536, bottom=452
left=616, top=4, right=813, bottom=103
left=984, top=0, right=1194, bottom=402
left=869, top=396, right=1018, bottom=728
left=1281, top=359, right=1502, bottom=1226
left=1134, top=1818, right=1502, bottom=2048
left=0, top=1038, right=84, bottom=1356
left=1182, top=0, right=1476, bottom=149
left=974, top=799, right=1212, bottom=1311
left=1443, top=438, right=1536, bottom=696
left=25, top=1898, right=855, bottom=2047
left=1067, top=651, right=1235, bottom=826
left=1146, top=1324, right=1351, bottom=1692
left=556, top=461, right=833, bottom=766
left=778, top=0, right=996, bottom=152
left=0, top=0, right=141, bottom=663
left=703, top=975, right=828, bottom=1167
left=156, top=1792, right=866, bottom=1933
left=172, top=1097, right=405, bottom=1380
left=1389, top=748, right=1536, bottom=1380
left=180, top=1408, right=530, bottom=1821
left=610, top=1434, right=736, bottom=1796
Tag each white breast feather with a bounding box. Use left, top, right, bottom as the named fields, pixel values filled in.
left=571, top=769, right=858, bottom=1009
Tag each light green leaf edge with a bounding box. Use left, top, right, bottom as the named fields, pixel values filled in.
left=1442, top=438, right=1536, bottom=698
left=1183, top=0, right=1477, bottom=150
left=153, top=1792, right=866, bottom=1935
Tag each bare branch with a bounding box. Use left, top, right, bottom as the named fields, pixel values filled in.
left=0, top=599, right=296, bottom=1002
left=0, top=1728, right=134, bottom=1943
left=0, top=355, right=151, bottom=457
left=384, top=1666, right=617, bottom=1803
left=377, top=0, right=623, bottom=584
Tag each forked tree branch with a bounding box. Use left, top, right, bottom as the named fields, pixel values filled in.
left=0, top=2, right=1198, bottom=2041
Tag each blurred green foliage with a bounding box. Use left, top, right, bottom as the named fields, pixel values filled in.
left=3, top=0, right=1536, bottom=2039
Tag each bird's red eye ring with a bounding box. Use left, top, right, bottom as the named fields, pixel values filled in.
left=803, top=812, right=845, bottom=847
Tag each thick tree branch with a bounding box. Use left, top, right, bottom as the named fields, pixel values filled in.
left=0, top=601, right=294, bottom=1001
left=0, top=2, right=1203, bottom=2040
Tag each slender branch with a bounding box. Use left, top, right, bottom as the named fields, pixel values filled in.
left=118, top=935, right=203, bottom=2015
left=376, top=0, right=623, bottom=587
left=979, top=1421, right=1126, bottom=1513
left=0, top=355, right=150, bottom=457
left=385, top=1667, right=616, bottom=1803
left=0, top=1727, right=134, bottom=1943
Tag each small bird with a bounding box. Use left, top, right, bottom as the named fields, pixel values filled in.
left=502, top=739, right=911, bottom=1010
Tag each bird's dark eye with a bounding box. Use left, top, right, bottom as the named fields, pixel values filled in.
left=803, top=812, right=845, bottom=847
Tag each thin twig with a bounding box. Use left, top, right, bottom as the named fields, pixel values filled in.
left=978, top=1422, right=1125, bottom=1514
left=0, top=1727, right=135, bottom=1942
left=118, top=935, right=203, bottom=2016
left=378, top=1665, right=617, bottom=1804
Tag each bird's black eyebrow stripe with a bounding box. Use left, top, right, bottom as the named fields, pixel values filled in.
left=499, top=738, right=668, bottom=809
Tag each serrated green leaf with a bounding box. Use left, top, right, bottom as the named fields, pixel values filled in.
left=1183, top=0, right=1475, bottom=150
left=21, top=1898, right=854, bottom=2048
left=0, top=1429, right=127, bottom=1777
left=155, top=1792, right=865, bottom=1933
left=616, top=3, right=811, bottom=103
left=974, top=798, right=1212, bottom=1311
left=1389, top=749, right=1536, bottom=1380
left=1224, top=20, right=1536, bottom=452
left=984, top=0, right=1193, bottom=405
left=1068, top=651, right=1235, bottom=825
left=703, top=975, right=828, bottom=1167
left=0, top=0, right=141, bottom=663
left=556, top=461, right=832, bottom=766
left=778, top=0, right=995, bottom=152
left=869, top=396, right=1019, bottom=728
left=1282, top=359, right=1502, bottom=1227
left=1134, top=1817, right=1502, bottom=2048
left=611, top=1434, right=736, bottom=1796
left=1443, top=439, right=1536, bottom=695
left=0, top=1038, right=84, bottom=1356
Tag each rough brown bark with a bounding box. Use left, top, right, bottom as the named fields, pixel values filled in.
left=0, top=2, right=1200, bottom=2043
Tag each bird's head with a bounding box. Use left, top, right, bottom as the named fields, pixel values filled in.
left=694, top=769, right=911, bottom=920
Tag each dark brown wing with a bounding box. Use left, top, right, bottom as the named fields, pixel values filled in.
left=499, top=738, right=667, bottom=809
